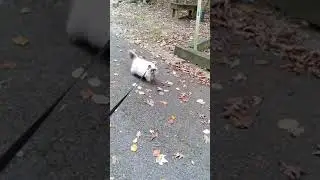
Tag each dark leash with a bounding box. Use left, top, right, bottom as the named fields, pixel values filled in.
left=0, top=41, right=109, bottom=173
left=108, top=70, right=147, bottom=118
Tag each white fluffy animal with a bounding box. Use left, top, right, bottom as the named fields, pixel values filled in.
left=129, top=50, right=158, bottom=82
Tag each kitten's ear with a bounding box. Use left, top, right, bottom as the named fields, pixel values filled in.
left=129, top=50, right=137, bottom=60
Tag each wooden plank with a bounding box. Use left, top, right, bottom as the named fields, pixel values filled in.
left=174, top=45, right=210, bottom=70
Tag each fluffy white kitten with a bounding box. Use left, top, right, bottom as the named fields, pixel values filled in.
left=129, top=50, right=158, bottom=82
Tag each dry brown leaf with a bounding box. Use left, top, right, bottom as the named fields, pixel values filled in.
left=178, top=93, right=190, bottom=103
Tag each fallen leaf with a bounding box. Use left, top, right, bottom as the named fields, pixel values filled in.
left=312, top=150, right=320, bottom=157
left=156, top=154, right=168, bottom=165
left=191, top=160, right=195, bottom=165
left=111, top=155, right=118, bottom=164
left=91, top=94, right=108, bottom=104
left=203, top=129, right=210, bottom=134
left=159, top=92, right=164, bottom=95
left=132, top=137, right=138, bottom=143
left=157, top=87, right=163, bottom=91
left=254, top=59, right=270, bottom=65
left=58, top=104, right=67, bottom=112
left=80, top=72, right=88, bottom=80
left=229, top=59, right=240, bottom=68
left=159, top=101, right=168, bottom=105
left=167, top=115, right=176, bottom=124
left=199, top=114, right=206, bottom=119
left=277, top=119, right=299, bottom=130
left=176, top=87, right=180, bottom=91
left=20, top=7, right=32, bottom=14
left=163, top=89, right=169, bottom=92
left=196, top=99, right=205, bottom=105
left=136, top=131, right=141, bottom=137
left=114, top=73, right=119, bottom=76
left=132, top=83, right=137, bottom=87
left=204, top=135, right=210, bottom=144
left=212, top=83, right=223, bottom=90
left=72, top=67, right=84, bottom=78
left=130, top=143, right=138, bottom=152
left=289, top=127, right=305, bottom=137
left=12, top=35, right=29, bottom=46
left=16, top=151, right=24, bottom=157
left=137, top=86, right=142, bottom=90
left=113, top=59, right=118, bottom=62
left=146, top=99, right=154, bottom=106
left=153, top=149, right=161, bottom=157
left=178, top=93, right=190, bottom=103
left=88, top=77, right=102, bottom=87
left=145, top=89, right=152, bottom=92
left=279, top=161, right=306, bottom=180
left=232, top=72, right=247, bottom=81
left=173, top=152, right=184, bottom=159
left=0, top=62, right=16, bottom=69
left=166, top=81, right=173, bottom=86
left=80, top=89, right=94, bottom=99
left=252, top=96, right=263, bottom=106
left=149, top=129, right=159, bottom=141
left=138, top=91, right=145, bottom=95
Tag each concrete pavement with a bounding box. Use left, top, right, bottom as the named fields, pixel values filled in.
left=110, top=32, right=210, bottom=179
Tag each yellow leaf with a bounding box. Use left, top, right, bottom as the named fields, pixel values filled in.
left=131, top=143, right=138, bottom=152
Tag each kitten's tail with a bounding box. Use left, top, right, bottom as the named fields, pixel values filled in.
left=128, top=50, right=137, bottom=60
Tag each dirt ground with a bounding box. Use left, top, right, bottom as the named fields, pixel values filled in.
left=111, top=0, right=210, bottom=86
left=211, top=1, right=320, bottom=179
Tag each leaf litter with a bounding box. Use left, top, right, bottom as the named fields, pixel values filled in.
left=111, top=1, right=210, bottom=86
left=221, top=96, right=263, bottom=128
left=279, top=161, right=306, bottom=180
